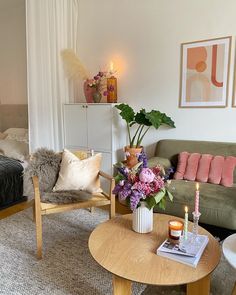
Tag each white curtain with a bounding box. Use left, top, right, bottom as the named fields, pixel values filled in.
left=26, top=0, right=79, bottom=152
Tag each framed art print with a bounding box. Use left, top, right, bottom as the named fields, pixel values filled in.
left=179, top=36, right=231, bottom=108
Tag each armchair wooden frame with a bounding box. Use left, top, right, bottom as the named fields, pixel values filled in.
left=32, top=170, right=115, bottom=259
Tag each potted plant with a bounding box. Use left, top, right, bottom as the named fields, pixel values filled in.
left=115, top=103, right=175, bottom=167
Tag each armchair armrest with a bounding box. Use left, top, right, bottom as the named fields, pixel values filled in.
left=99, top=170, right=114, bottom=181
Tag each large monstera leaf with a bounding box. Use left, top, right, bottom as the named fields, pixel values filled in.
left=115, top=104, right=135, bottom=124
left=145, top=110, right=175, bottom=129
left=135, top=109, right=151, bottom=126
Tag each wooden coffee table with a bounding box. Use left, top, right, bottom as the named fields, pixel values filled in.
left=89, top=214, right=220, bottom=295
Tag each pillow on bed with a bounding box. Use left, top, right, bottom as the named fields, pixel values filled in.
left=0, top=139, right=29, bottom=161
left=4, top=128, right=28, bottom=143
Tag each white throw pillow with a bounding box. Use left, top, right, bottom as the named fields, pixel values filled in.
left=4, top=128, right=28, bottom=143
left=53, top=149, right=102, bottom=193
left=0, top=139, right=29, bottom=161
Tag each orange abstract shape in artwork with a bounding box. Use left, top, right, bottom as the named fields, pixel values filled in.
left=195, top=61, right=207, bottom=72
left=211, top=45, right=223, bottom=87
left=187, top=47, right=207, bottom=70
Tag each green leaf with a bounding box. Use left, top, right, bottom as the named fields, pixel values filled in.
left=145, top=110, right=175, bottom=129
left=145, top=197, right=157, bottom=210
left=167, top=190, right=174, bottom=202
left=153, top=188, right=166, bottom=203
left=115, top=104, right=135, bottom=124
left=114, top=173, right=125, bottom=183
left=135, top=109, right=151, bottom=126
left=158, top=198, right=166, bottom=210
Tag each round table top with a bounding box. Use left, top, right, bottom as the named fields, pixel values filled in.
left=223, top=233, right=236, bottom=269
left=89, top=214, right=221, bottom=286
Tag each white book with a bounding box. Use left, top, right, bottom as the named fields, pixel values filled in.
left=156, top=233, right=209, bottom=268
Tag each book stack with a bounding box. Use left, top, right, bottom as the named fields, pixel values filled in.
left=156, top=232, right=209, bottom=268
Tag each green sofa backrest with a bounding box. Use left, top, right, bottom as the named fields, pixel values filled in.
left=155, top=139, right=236, bottom=183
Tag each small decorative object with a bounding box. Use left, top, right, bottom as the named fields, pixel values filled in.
left=168, top=220, right=184, bottom=240
left=87, top=71, right=108, bottom=103
left=184, top=206, right=188, bottom=240
left=115, top=104, right=175, bottom=167
left=113, top=151, right=174, bottom=234
left=180, top=36, right=231, bottom=108
left=107, top=61, right=117, bottom=103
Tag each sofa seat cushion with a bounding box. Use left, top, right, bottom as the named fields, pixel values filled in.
left=154, top=180, right=236, bottom=230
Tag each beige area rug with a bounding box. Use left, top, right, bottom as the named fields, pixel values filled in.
left=0, top=208, right=235, bottom=295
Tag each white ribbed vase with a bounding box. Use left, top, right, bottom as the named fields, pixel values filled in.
left=132, top=201, right=153, bottom=233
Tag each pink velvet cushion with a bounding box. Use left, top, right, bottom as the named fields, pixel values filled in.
left=183, top=153, right=201, bottom=181
left=196, top=154, right=213, bottom=183
left=208, top=156, right=224, bottom=184
left=174, top=152, right=189, bottom=180
left=220, top=156, right=236, bottom=187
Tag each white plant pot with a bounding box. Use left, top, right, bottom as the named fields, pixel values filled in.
left=132, top=201, right=153, bottom=233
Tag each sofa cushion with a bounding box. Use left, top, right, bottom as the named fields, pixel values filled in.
left=154, top=179, right=236, bottom=230
left=196, top=154, right=213, bottom=183
left=174, top=152, right=189, bottom=180
left=208, top=156, right=224, bottom=185
left=183, top=153, right=201, bottom=181
left=220, top=156, right=236, bottom=187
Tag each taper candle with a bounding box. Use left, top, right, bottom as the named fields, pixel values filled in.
left=184, top=206, right=188, bottom=240
left=195, top=183, right=200, bottom=214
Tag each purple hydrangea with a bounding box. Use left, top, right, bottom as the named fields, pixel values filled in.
left=138, top=151, right=148, bottom=168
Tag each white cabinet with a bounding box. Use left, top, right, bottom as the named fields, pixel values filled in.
left=63, top=103, right=127, bottom=176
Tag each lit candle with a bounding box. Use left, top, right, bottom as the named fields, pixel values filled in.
left=195, top=183, right=200, bottom=214
left=107, top=61, right=117, bottom=103
left=184, top=206, right=188, bottom=240
left=168, top=220, right=184, bottom=240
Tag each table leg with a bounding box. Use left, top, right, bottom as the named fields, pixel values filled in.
left=113, top=275, right=132, bottom=295
left=187, top=274, right=210, bottom=295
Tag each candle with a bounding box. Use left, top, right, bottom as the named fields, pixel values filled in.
left=168, top=220, right=184, bottom=240
left=184, top=206, right=188, bottom=240
left=107, top=61, right=117, bottom=103
left=195, top=182, right=200, bottom=214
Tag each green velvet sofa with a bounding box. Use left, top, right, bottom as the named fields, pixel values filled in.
left=148, top=139, right=236, bottom=230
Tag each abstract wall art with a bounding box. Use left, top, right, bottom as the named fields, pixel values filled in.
left=179, top=36, right=231, bottom=108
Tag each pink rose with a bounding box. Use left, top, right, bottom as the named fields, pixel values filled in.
left=139, top=168, right=155, bottom=183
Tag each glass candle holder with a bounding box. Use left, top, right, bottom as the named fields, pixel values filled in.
left=168, top=220, right=184, bottom=240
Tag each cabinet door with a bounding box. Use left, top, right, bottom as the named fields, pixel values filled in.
left=87, top=105, right=112, bottom=152
left=64, top=105, right=87, bottom=148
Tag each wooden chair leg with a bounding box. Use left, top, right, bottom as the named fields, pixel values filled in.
left=32, top=176, right=43, bottom=259
left=32, top=204, right=36, bottom=222
left=35, top=205, right=43, bottom=259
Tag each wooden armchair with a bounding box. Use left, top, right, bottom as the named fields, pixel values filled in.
left=31, top=151, right=115, bottom=259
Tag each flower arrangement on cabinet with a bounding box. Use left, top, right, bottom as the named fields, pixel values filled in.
left=113, top=151, right=174, bottom=211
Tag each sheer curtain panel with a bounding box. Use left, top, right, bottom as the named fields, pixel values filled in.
left=26, top=0, right=79, bottom=152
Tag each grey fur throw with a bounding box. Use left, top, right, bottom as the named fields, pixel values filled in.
left=23, top=148, right=62, bottom=197
left=23, top=148, right=93, bottom=204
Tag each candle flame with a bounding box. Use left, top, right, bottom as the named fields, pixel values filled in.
left=196, top=182, right=199, bottom=190
left=185, top=206, right=188, bottom=213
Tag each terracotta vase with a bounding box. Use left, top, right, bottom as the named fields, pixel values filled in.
left=83, top=80, right=95, bottom=103
left=124, top=146, right=143, bottom=168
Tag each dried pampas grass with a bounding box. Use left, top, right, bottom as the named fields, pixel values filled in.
left=61, top=49, right=89, bottom=80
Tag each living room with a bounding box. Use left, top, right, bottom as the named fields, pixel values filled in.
left=0, top=0, right=236, bottom=294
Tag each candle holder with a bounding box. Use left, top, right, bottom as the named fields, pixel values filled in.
left=191, top=211, right=202, bottom=246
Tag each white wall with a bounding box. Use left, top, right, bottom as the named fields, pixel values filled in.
left=0, top=0, right=27, bottom=104
left=77, top=0, right=236, bottom=156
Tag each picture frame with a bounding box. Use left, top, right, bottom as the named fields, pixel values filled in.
left=179, top=36, right=231, bottom=108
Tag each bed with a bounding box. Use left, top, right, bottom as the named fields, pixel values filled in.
left=0, top=104, right=33, bottom=219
